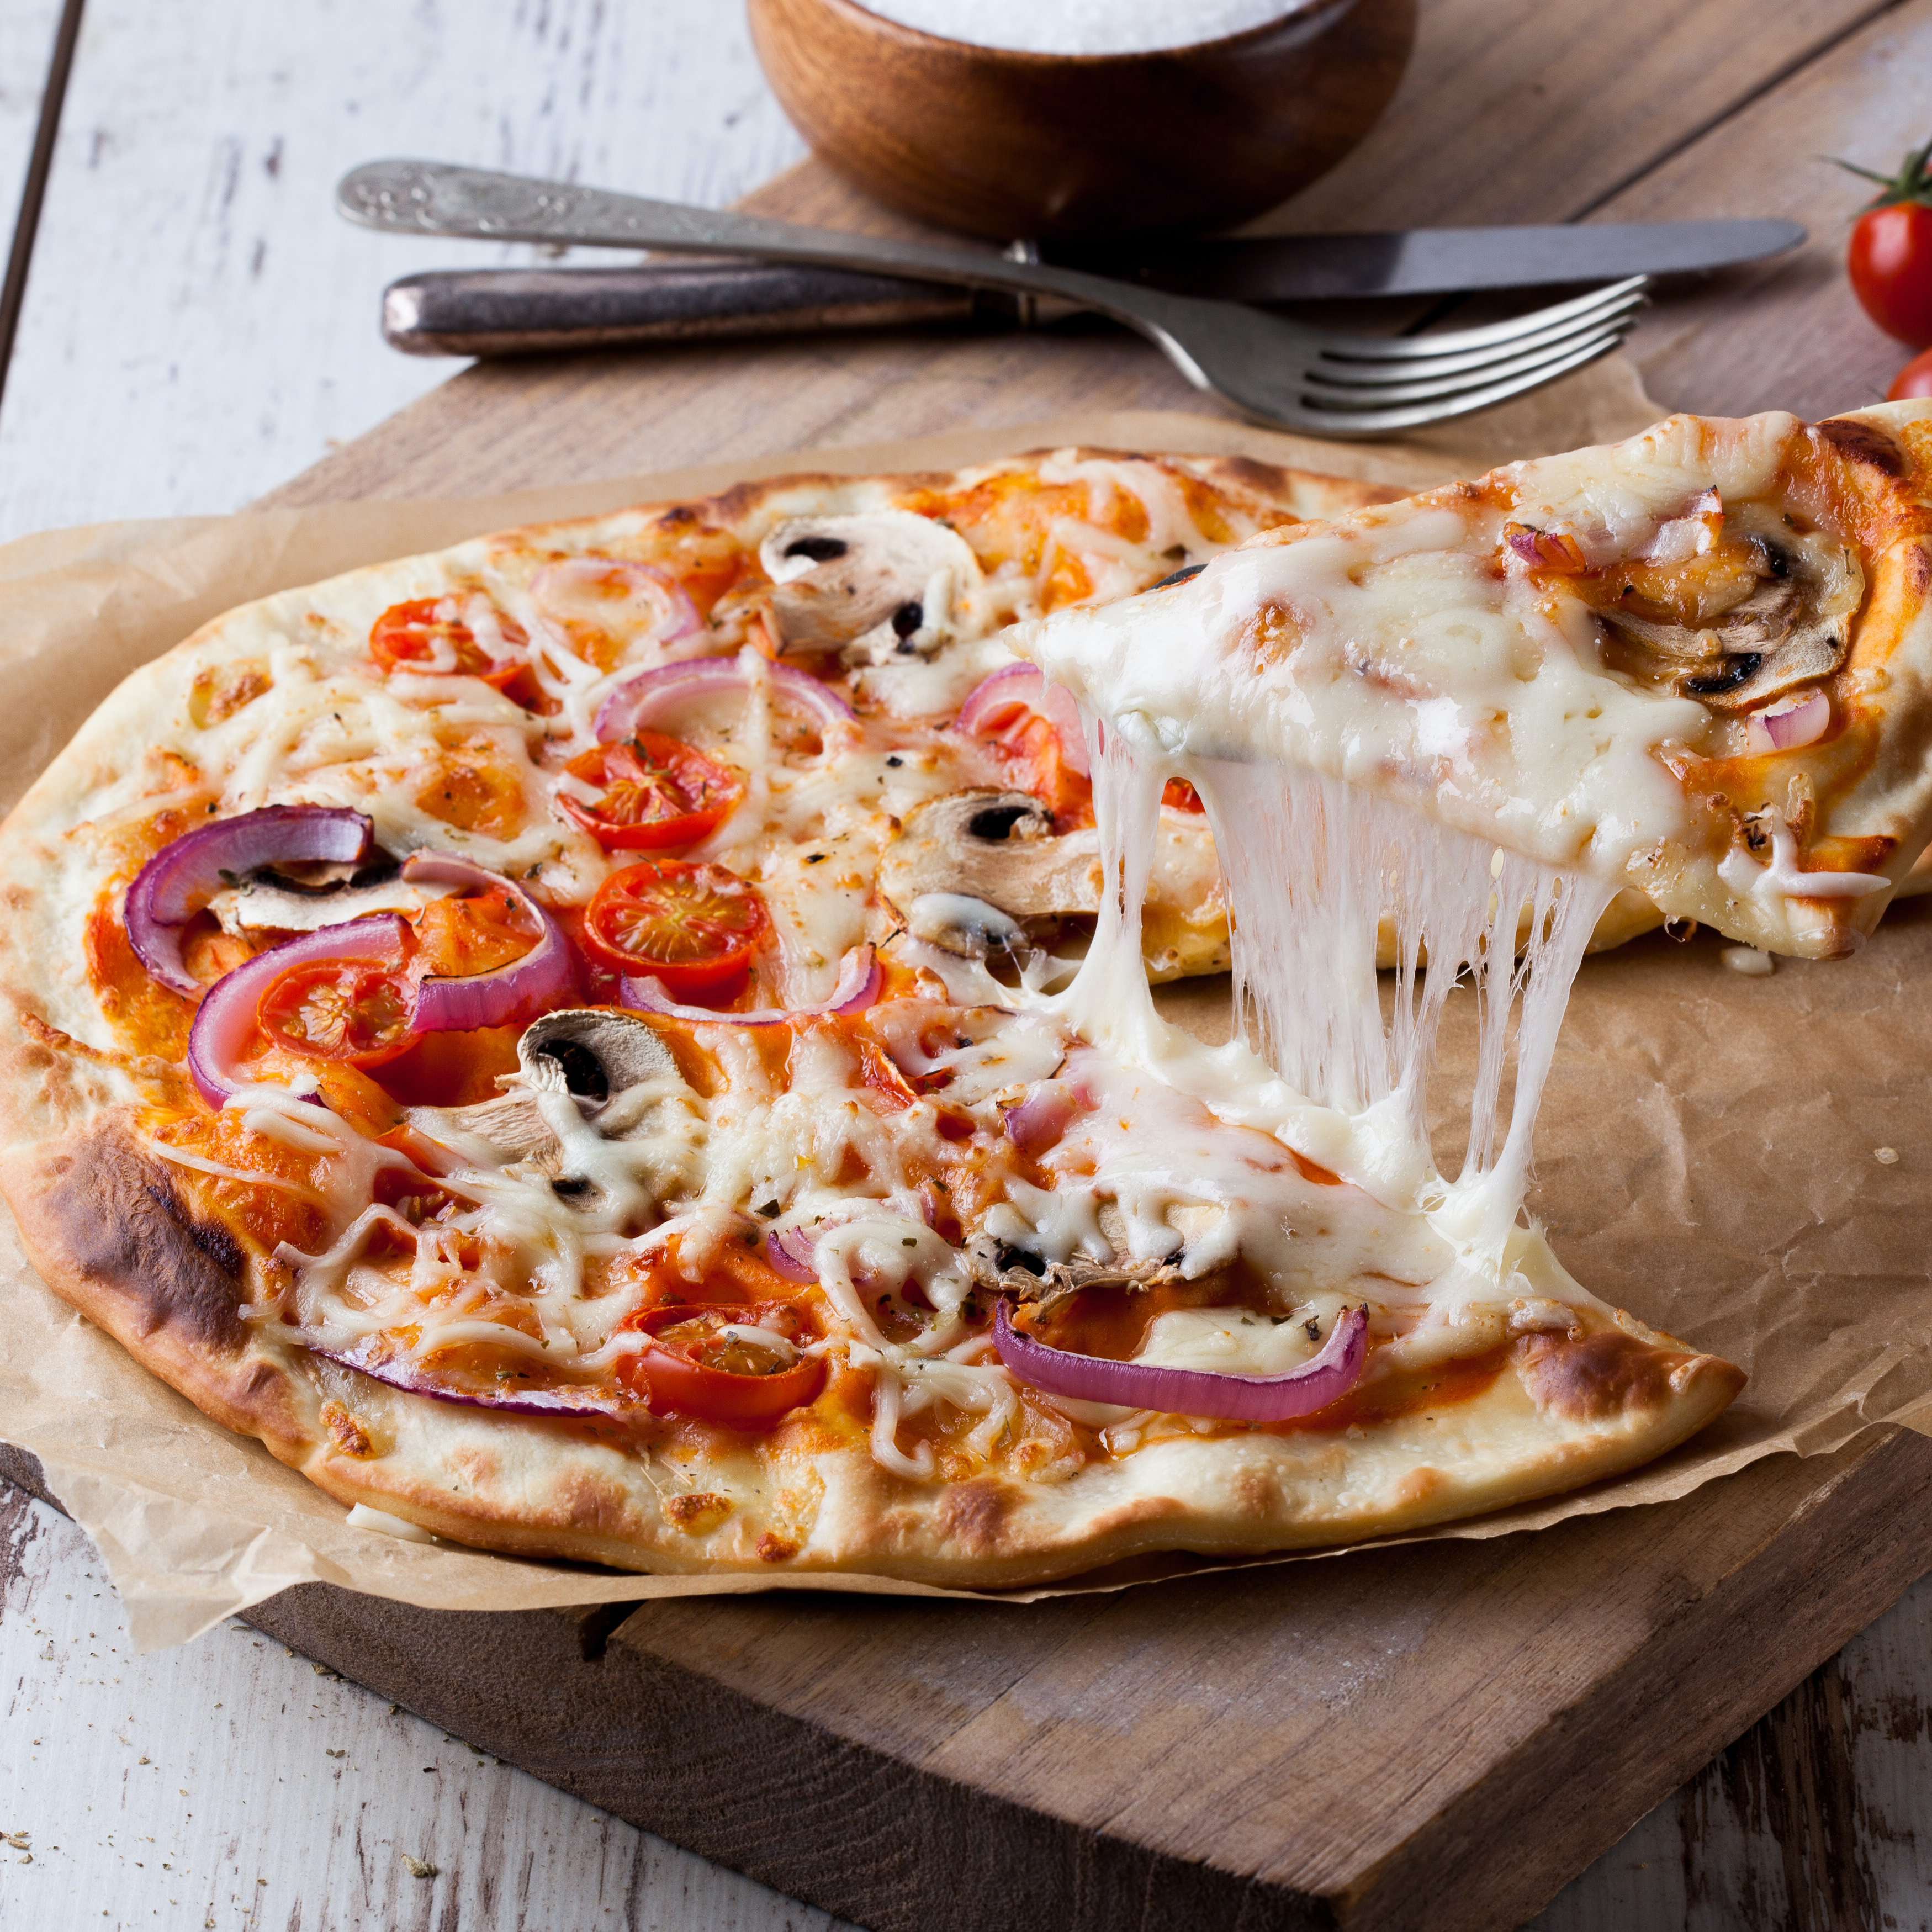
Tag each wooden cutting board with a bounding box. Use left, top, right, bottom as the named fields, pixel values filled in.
left=31, top=7, right=1932, bottom=1924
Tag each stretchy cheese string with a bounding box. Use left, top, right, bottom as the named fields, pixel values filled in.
left=1061, top=701, right=1613, bottom=1287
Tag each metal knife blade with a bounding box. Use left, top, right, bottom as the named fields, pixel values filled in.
left=375, top=219, right=1803, bottom=359
left=1048, top=219, right=1807, bottom=301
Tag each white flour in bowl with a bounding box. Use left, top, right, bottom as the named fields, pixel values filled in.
left=854, top=0, right=1308, bottom=55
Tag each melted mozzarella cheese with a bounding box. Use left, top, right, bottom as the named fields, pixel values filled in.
left=1034, top=697, right=1614, bottom=1324
left=1133, top=1304, right=1345, bottom=1377
left=1011, top=494, right=1708, bottom=878
left=985, top=1046, right=1454, bottom=1293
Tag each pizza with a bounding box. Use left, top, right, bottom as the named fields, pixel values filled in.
left=0, top=410, right=1920, bottom=1588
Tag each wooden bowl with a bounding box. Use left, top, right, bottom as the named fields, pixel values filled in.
left=747, top=0, right=1416, bottom=241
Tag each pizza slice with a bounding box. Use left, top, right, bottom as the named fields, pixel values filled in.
left=1020, top=403, right=1932, bottom=961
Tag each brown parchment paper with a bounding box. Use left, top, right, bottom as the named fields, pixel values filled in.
left=10, top=357, right=1929, bottom=1652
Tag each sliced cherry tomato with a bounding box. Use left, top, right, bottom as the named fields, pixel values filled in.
left=1890, top=344, right=1932, bottom=399
left=581, top=858, right=769, bottom=996
left=370, top=597, right=530, bottom=689
left=619, top=1301, right=824, bottom=1428
left=998, top=714, right=1092, bottom=829
left=257, top=958, right=416, bottom=1068
left=1839, top=140, right=1932, bottom=347
left=410, top=880, right=543, bottom=980
left=1162, top=778, right=1205, bottom=812
left=557, top=733, right=741, bottom=850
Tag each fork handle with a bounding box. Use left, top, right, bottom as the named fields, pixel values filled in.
left=336, top=161, right=1186, bottom=340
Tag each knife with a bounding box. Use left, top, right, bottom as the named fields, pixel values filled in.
left=1050, top=219, right=1806, bottom=301
left=378, top=219, right=1803, bottom=358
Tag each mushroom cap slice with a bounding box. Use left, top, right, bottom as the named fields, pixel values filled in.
left=760, top=510, right=984, bottom=665
left=878, top=788, right=1227, bottom=980
left=965, top=1232, right=1182, bottom=1309
left=1595, top=507, right=1864, bottom=714
left=517, top=1009, right=683, bottom=1122
left=408, top=1008, right=685, bottom=1161
left=210, top=873, right=450, bottom=938
left=880, top=791, right=1093, bottom=949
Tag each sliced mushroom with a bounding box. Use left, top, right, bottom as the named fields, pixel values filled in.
left=882, top=791, right=1091, bottom=952
left=517, top=1008, right=681, bottom=1121
left=759, top=510, right=984, bottom=666
left=210, top=870, right=449, bottom=938
left=878, top=788, right=1227, bottom=979
left=907, top=893, right=1027, bottom=957
left=1595, top=504, right=1864, bottom=714
left=964, top=1232, right=1180, bottom=1308
left=408, top=1008, right=684, bottom=1165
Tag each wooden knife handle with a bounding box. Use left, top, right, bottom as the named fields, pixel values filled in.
left=381, top=261, right=1020, bottom=356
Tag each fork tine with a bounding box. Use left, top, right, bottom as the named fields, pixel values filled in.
left=1284, top=326, right=1633, bottom=437
left=1307, top=287, right=1648, bottom=390
left=1306, top=305, right=1638, bottom=404
left=1308, top=276, right=1652, bottom=363
left=1298, top=320, right=1631, bottom=411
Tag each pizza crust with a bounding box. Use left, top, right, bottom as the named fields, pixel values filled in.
left=1, top=1109, right=1742, bottom=1585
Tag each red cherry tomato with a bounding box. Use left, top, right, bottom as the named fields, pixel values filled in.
left=620, top=1301, right=824, bottom=1428
left=581, top=858, right=769, bottom=996
left=1890, top=345, right=1932, bottom=399
left=370, top=597, right=529, bottom=689
left=556, top=733, right=741, bottom=850
left=257, top=958, right=417, bottom=1068
left=956, top=676, right=1093, bottom=828
left=410, top=879, right=543, bottom=980
left=1839, top=141, right=1932, bottom=347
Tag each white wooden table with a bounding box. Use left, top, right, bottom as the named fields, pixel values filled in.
left=4, top=6, right=1932, bottom=1928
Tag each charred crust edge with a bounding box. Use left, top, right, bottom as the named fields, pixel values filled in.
left=41, top=1127, right=247, bottom=1349
left=1819, top=417, right=1905, bottom=478
left=1517, top=1328, right=1703, bottom=1423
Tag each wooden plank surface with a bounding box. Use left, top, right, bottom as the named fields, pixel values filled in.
left=0, top=5, right=62, bottom=229
left=1252, top=0, right=1899, bottom=231
left=9, top=1, right=1932, bottom=1927
left=552, top=1432, right=1932, bottom=1932
left=0, top=1475, right=849, bottom=1932
left=0, top=0, right=806, bottom=541
left=9, top=1431, right=1932, bottom=1932
left=10, top=1449, right=1932, bottom=1932
left=1611, top=0, right=1932, bottom=420
left=255, top=0, right=1926, bottom=515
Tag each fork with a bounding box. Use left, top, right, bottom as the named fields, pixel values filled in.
left=337, top=161, right=1648, bottom=440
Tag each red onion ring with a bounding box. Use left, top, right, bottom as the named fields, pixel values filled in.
left=313, top=1341, right=643, bottom=1421
left=187, top=915, right=407, bottom=1108
left=954, top=663, right=1089, bottom=776
left=1000, top=1081, right=1079, bottom=1155
left=593, top=655, right=856, bottom=748
left=620, top=944, right=879, bottom=1026
left=127, top=805, right=374, bottom=995
left=399, top=851, right=579, bottom=1033
left=531, top=557, right=702, bottom=657
left=763, top=1188, right=933, bottom=1283
left=1504, top=525, right=1590, bottom=574
left=1746, top=690, right=1830, bottom=755
left=765, top=1227, right=819, bottom=1283
left=993, top=1299, right=1368, bottom=1423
